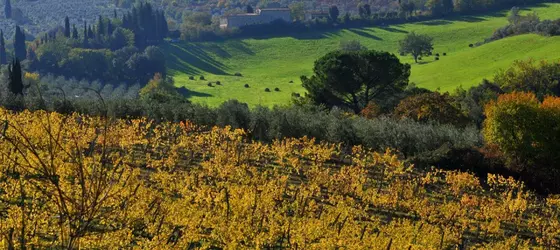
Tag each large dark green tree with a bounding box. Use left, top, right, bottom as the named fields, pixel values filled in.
left=4, top=0, right=11, bottom=19
left=8, top=58, right=23, bottom=95
left=398, top=32, right=434, bottom=63
left=0, top=30, right=6, bottom=65
left=14, top=26, right=26, bottom=60
left=301, top=50, right=411, bottom=113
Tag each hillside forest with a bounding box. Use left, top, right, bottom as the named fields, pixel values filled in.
left=0, top=0, right=559, bottom=249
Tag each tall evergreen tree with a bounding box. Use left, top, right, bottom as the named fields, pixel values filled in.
left=97, top=16, right=105, bottom=37
left=442, top=0, right=454, bottom=14
left=246, top=5, right=254, bottom=13
left=14, top=26, right=26, bottom=60
left=329, top=6, right=340, bottom=22
left=107, top=19, right=114, bottom=36
left=159, top=11, right=168, bottom=39
left=88, top=25, right=94, bottom=39
left=72, top=24, right=79, bottom=39
left=114, top=9, right=118, bottom=19
left=8, top=58, right=23, bottom=95
left=64, top=16, right=71, bottom=37
left=4, top=0, right=11, bottom=19
left=0, top=30, right=6, bottom=65
left=83, top=21, right=88, bottom=47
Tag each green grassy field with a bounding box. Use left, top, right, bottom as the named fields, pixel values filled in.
left=164, top=3, right=560, bottom=107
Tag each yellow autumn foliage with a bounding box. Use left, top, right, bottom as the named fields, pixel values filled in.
left=0, top=108, right=558, bottom=249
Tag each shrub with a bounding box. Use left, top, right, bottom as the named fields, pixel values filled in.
left=207, top=82, right=213, bottom=87
left=418, top=57, right=422, bottom=61
left=234, top=72, right=243, bottom=77
left=292, top=92, right=301, bottom=97
left=469, top=44, right=474, bottom=47
left=435, top=57, right=440, bottom=60
left=493, top=59, right=560, bottom=99
left=189, top=76, right=195, bottom=80
left=244, top=84, right=250, bottom=88
left=216, top=100, right=251, bottom=129
left=289, top=80, right=294, bottom=83
left=274, top=87, right=280, bottom=92
left=360, top=101, right=381, bottom=119
left=200, top=76, right=205, bottom=80
left=443, top=53, right=447, bottom=56
left=483, top=92, right=560, bottom=192
left=435, top=53, right=440, bottom=57
left=265, top=88, right=271, bottom=92
left=393, top=92, right=470, bottom=126
left=216, top=81, right=221, bottom=85
left=340, top=40, right=367, bottom=52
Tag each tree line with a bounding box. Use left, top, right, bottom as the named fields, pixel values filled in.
left=0, top=2, right=170, bottom=88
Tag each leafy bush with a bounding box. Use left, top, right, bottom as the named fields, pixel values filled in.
left=483, top=92, right=560, bottom=192
left=244, top=84, right=249, bottom=88
left=234, top=72, right=243, bottom=77
left=493, top=59, right=560, bottom=99
left=393, top=92, right=470, bottom=126
left=264, top=88, right=270, bottom=92
left=274, top=87, right=280, bottom=92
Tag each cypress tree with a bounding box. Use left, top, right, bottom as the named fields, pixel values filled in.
left=8, top=58, right=23, bottom=95
left=122, top=14, right=129, bottom=29
left=64, top=16, right=71, bottom=37
left=88, top=25, right=94, bottom=39
left=97, top=15, right=105, bottom=39
left=246, top=5, right=254, bottom=13
left=72, top=24, right=78, bottom=39
left=14, top=26, right=26, bottom=60
left=4, top=0, right=11, bottom=19
left=160, top=11, right=168, bottom=39
left=107, top=19, right=114, bottom=36
left=83, top=21, right=88, bottom=46
left=114, top=9, right=118, bottom=19
left=0, top=30, right=6, bottom=65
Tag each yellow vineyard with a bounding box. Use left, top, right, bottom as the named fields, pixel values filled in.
left=0, top=108, right=558, bottom=249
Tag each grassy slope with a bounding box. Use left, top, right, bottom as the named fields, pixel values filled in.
left=164, top=3, right=560, bottom=107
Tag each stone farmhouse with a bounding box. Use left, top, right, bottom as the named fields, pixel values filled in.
left=220, top=8, right=291, bottom=29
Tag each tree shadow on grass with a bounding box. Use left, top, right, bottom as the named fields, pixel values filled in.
left=348, top=28, right=382, bottom=40
left=420, top=20, right=453, bottom=26
left=164, top=42, right=231, bottom=76
left=176, top=87, right=213, bottom=98
left=247, top=30, right=340, bottom=40
left=204, top=44, right=232, bottom=58
left=378, top=26, right=409, bottom=33
left=451, top=15, right=486, bottom=23
left=226, top=40, right=256, bottom=55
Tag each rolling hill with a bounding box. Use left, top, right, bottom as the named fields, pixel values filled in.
left=164, top=2, right=560, bottom=107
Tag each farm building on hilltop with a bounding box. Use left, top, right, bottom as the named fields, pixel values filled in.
left=220, top=8, right=291, bottom=29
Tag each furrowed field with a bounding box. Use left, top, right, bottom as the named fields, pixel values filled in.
left=0, top=108, right=559, bottom=248
left=164, top=3, right=560, bottom=106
